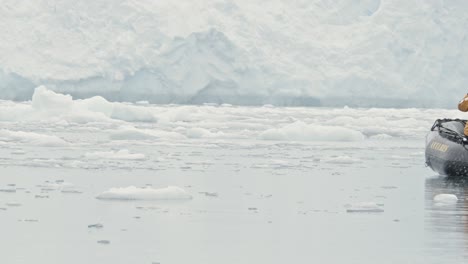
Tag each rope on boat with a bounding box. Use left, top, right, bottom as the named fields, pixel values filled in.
left=431, top=119, right=468, bottom=148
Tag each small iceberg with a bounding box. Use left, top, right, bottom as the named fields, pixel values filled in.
left=346, top=202, right=384, bottom=213
left=433, top=194, right=458, bottom=205
left=97, top=240, right=110, bottom=245
left=84, top=149, right=145, bottom=160
left=96, top=186, right=192, bottom=201
left=88, top=223, right=104, bottom=229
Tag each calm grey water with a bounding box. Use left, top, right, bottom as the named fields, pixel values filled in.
left=0, top=139, right=466, bottom=264
left=425, top=176, right=468, bottom=263
left=1, top=102, right=468, bottom=263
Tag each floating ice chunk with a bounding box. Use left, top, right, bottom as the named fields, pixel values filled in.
left=61, top=189, right=83, bottom=194
left=203, top=103, right=219, bottom=107
left=74, top=95, right=114, bottom=117
left=6, top=203, right=22, bottom=207
left=88, top=223, right=104, bottom=229
left=110, top=126, right=159, bottom=140
left=109, top=103, right=158, bottom=122
left=259, top=121, right=365, bottom=142
left=96, top=186, right=192, bottom=201
left=79, top=94, right=157, bottom=122
left=11, top=150, right=26, bottom=155
left=0, top=188, right=16, bottom=193
left=346, top=202, right=384, bottom=213
left=39, top=181, right=73, bottom=190
left=381, top=186, right=398, bottom=190
left=0, top=129, right=68, bottom=147
left=186, top=127, right=212, bottom=139
left=84, top=149, right=145, bottom=160
left=30, top=87, right=158, bottom=123
left=41, top=187, right=57, bottom=192
left=434, top=194, right=458, bottom=204
left=369, top=134, right=393, bottom=140
left=136, top=206, right=158, bottom=211
left=199, top=192, right=218, bottom=197
left=110, top=126, right=185, bottom=140
left=186, top=127, right=225, bottom=139
left=324, top=156, right=362, bottom=164
left=32, top=86, right=73, bottom=111
left=23, top=219, right=39, bottom=223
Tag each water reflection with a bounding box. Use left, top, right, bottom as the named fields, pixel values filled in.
left=425, top=175, right=468, bottom=262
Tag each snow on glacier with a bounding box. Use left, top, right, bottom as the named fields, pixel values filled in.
left=0, top=0, right=467, bottom=107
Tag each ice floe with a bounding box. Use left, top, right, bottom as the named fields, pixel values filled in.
left=96, top=186, right=192, bottom=201
left=0, top=87, right=461, bottom=147
left=97, top=240, right=111, bottom=245
left=346, top=202, right=384, bottom=213
left=433, top=194, right=458, bottom=205
left=37, top=181, right=74, bottom=191
left=0, top=187, right=16, bottom=193
left=369, top=134, right=393, bottom=140
left=324, top=156, right=362, bottom=164
left=88, top=223, right=104, bottom=229
left=109, top=126, right=159, bottom=140
left=84, top=149, right=146, bottom=160
left=185, top=127, right=225, bottom=139
left=110, top=125, right=185, bottom=141
left=0, top=129, right=68, bottom=147
left=259, top=121, right=365, bottom=142
left=3, top=86, right=159, bottom=124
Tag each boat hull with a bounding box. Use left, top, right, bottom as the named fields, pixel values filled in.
left=425, top=120, right=468, bottom=177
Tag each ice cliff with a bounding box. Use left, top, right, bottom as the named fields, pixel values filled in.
left=0, top=0, right=467, bottom=107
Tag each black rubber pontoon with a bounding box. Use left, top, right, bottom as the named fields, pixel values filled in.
left=425, top=119, right=468, bottom=177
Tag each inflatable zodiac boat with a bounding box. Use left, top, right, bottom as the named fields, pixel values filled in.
left=425, top=119, right=468, bottom=177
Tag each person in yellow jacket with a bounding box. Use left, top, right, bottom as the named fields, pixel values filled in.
left=458, top=94, right=468, bottom=136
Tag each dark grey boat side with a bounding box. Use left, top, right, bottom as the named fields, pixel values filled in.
left=425, top=119, right=468, bottom=177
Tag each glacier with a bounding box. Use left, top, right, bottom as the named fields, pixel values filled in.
left=0, top=0, right=467, bottom=107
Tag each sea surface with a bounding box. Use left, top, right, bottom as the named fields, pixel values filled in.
left=1, top=94, right=467, bottom=263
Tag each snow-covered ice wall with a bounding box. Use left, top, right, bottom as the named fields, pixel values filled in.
left=0, top=0, right=467, bottom=107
